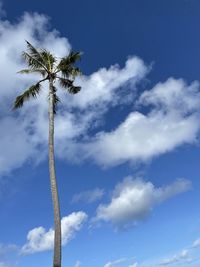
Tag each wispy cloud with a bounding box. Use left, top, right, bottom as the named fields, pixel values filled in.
left=136, top=237, right=200, bottom=267
left=71, top=188, right=104, bottom=204
left=192, top=238, right=200, bottom=248
left=104, top=258, right=126, bottom=267
left=159, top=249, right=190, bottom=265
left=0, top=244, right=18, bottom=267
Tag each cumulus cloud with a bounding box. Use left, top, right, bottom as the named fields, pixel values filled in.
left=0, top=11, right=148, bottom=177
left=21, top=211, right=87, bottom=254
left=71, top=188, right=104, bottom=204
left=93, top=176, right=191, bottom=227
left=104, top=258, right=126, bottom=267
left=81, top=78, right=200, bottom=167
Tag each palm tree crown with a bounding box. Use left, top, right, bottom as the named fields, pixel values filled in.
left=14, top=40, right=82, bottom=110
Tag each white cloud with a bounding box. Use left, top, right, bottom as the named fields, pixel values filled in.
left=68, top=56, right=148, bottom=109
left=71, top=188, right=104, bottom=204
left=21, top=211, right=87, bottom=254
left=81, top=78, right=200, bottom=167
left=93, top=176, right=191, bottom=227
left=104, top=258, right=126, bottom=267
left=139, top=78, right=200, bottom=113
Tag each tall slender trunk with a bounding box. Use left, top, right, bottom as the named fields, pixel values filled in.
left=49, top=77, right=62, bottom=267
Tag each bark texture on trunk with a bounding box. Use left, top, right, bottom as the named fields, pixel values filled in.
left=48, top=77, right=62, bottom=267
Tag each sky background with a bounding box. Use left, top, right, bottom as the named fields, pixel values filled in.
left=0, top=1, right=200, bottom=267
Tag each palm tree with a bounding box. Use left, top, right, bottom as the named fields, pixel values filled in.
left=14, top=41, right=82, bottom=267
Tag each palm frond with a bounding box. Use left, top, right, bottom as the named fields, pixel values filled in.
left=40, top=50, right=56, bottom=72
left=22, top=41, right=54, bottom=72
left=18, top=68, right=47, bottom=77
left=26, top=41, right=42, bottom=58
left=68, top=85, right=81, bottom=94
left=59, top=51, right=81, bottom=66
left=25, top=41, right=48, bottom=69
left=14, top=83, right=41, bottom=109
left=70, top=67, right=82, bottom=77
left=58, top=77, right=81, bottom=94
left=58, top=77, right=73, bottom=88
left=57, top=51, right=82, bottom=76
left=22, top=52, right=46, bottom=70
left=59, top=66, right=82, bottom=79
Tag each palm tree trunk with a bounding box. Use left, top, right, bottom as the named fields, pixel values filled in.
left=48, top=77, right=62, bottom=267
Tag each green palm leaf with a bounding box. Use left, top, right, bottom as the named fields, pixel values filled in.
left=68, top=85, right=81, bottom=94
left=25, top=41, right=48, bottom=68
left=40, top=50, right=56, bottom=72
left=58, top=77, right=81, bottom=94
left=15, top=42, right=82, bottom=110
left=18, top=68, right=47, bottom=77
left=58, top=51, right=81, bottom=67
left=57, top=52, right=82, bottom=77
left=22, top=52, right=47, bottom=70
left=14, top=83, right=41, bottom=109
left=26, top=41, right=43, bottom=59
left=58, top=77, right=73, bottom=88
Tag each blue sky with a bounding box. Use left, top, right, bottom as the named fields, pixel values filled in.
left=0, top=1, right=200, bottom=267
